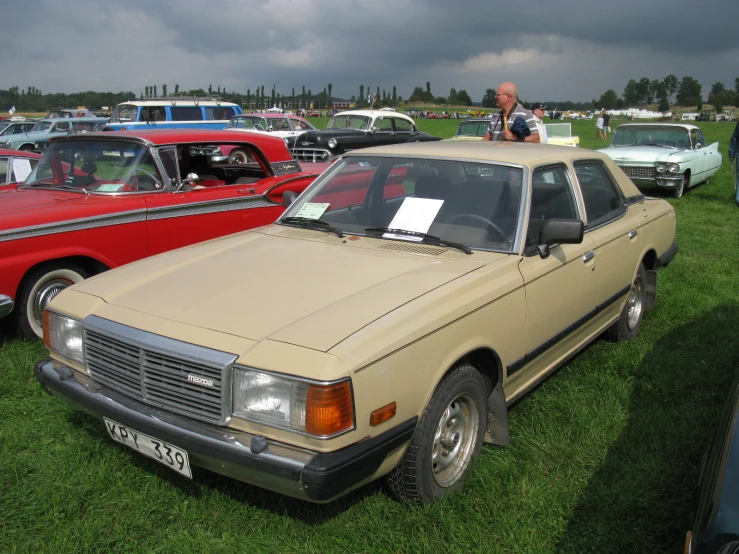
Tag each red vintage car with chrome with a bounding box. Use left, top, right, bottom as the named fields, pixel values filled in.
left=0, top=129, right=328, bottom=339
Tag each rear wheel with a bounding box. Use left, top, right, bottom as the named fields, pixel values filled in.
left=19, top=144, right=35, bottom=153
left=386, top=363, right=486, bottom=503
left=606, top=263, right=646, bottom=342
left=16, top=262, right=88, bottom=340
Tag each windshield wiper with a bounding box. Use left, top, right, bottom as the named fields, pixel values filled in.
left=364, top=227, right=472, bottom=255
left=280, top=216, right=344, bottom=238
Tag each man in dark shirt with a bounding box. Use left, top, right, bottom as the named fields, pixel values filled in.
left=602, top=112, right=611, bottom=137
left=482, top=82, right=540, bottom=142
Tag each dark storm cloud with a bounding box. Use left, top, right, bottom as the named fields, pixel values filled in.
left=2, top=0, right=737, bottom=102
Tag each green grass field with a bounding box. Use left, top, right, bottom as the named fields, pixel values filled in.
left=2, top=119, right=738, bottom=553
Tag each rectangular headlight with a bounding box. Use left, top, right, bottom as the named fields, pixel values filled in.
left=43, top=310, right=83, bottom=364
left=232, top=367, right=354, bottom=437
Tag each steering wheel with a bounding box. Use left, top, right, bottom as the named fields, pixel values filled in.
left=131, top=168, right=160, bottom=190
left=253, top=124, right=265, bottom=131
left=445, top=213, right=508, bottom=242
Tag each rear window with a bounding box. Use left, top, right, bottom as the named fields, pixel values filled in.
left=170, top=107, right=203, bottom=121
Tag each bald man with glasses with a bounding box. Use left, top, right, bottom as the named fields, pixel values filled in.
left=482, top=82, right=541, bottom=143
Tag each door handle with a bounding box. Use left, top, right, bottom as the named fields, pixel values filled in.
left=236, top=188, right=257, bottom=194
left=629, top=229, right=638, bottom=239
left=583, top=251, right=595, bottom=263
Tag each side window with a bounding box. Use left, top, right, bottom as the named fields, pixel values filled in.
left=170, top=107, right=203, bottom=121
left=573, top=161, right=624, bottom=227
left=695, top=130, right=706, bottom=148
left=205, top=107, right=235, bottom=120
left=393, top=118, right=412, bottom=132
left=158, top=147, right=179, bottom=184
left=289, top=118, right=310, bottom=130
left=9, top=157, right=37, bottom=182
left=527, top=165, right=578, bottom=246
left=54, top=122, right=72, bottom=132
left=0, top=157, right=8, bottom=183
left=375, top=118, right=393, bottom=131
left=689, top=129, right=698, bottom=149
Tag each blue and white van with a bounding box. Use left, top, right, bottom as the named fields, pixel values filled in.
left=104, top=98, right=242, bottom=131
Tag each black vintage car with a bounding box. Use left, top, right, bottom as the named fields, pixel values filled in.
left=685, top=372, right=739, bottom=553
left=289, top=109, right=441, bottom=162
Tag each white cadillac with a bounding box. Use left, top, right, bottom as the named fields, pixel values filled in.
left=598, top=123, right=722, bottom=198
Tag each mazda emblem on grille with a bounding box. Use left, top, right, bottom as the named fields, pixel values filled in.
left=187, top=374, right=214, bottom=387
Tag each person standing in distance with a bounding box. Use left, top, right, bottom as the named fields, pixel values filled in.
left=531, top=103, right=549, bottom=144
left=482, top=82, right=540, bottom=142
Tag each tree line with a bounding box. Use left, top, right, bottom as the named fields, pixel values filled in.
left=0, top=81, right=474, bottom=113
left=595, top=75, right=739, bottom=113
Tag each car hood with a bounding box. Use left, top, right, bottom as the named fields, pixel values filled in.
left=74, top=228, right=488, bottom=351
left=0, top=187, right=81, bottom=220
left=3, top=130, right=55, bottom=143
left=598, top=146, right=687, bottom=164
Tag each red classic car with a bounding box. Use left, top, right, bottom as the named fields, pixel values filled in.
left=0, top=148, right=42, bottom=189
left=0, top=130, right=328, bottom=339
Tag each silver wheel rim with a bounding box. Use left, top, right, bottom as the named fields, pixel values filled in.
left=432, top=393, right=479, bottom=487
left=230, top=151, right=249, bottom=164
left=33, top=278, right=73, bottom=326
left=626, top=277, right=644, bottom=331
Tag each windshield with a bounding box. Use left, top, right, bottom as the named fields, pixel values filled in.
left=25, top=140, right=163, bottom=193
left=0, top=123, right=9, bottom=133
left=281, top=156, right=524, bottom=252
left=111, top=104, right=138, bottom=122
left=610, top=126, right=691, bottom=149
left=326, top=115, right=371, bottom=130
left=30, top=121, right=53, bottom=132
left=226, top=116, right=268, bottom=130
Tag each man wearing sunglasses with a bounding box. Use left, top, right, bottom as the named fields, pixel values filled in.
left=482, top=82, right=540, bottom=143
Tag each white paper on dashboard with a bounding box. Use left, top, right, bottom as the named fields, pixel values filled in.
left=295, top=202, right=330, bottom=219
left=12, top=158, right=33, bottom=182
left=384, top=197, right=444, bottom=241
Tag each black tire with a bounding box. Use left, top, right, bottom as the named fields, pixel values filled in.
left=386, top=363, right=487, bottom=503
left=15, top=262, right=88, bottom=340
left=606, top=263, right=646, bottom=342
left=673, top=173, right=688, bottom=198
left=19, top=144, right=35, bottom=153
left=228, top=149, right=251, bottom=164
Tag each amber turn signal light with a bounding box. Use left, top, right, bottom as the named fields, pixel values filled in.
left=370, top=402, right=397, bottom=427
left=42, top=310, right=52, bottom=349
left=305, top=381, right=354, bottom=436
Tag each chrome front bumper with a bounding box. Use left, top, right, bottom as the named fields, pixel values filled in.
left=34, top=358, right=416, bottom=502
left=0, top=294, right=14, bottom=318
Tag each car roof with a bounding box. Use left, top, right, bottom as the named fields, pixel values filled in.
left=38, top=117, right=108, bottom=123
left=116, top=100, right=239, bottom=107
left=330, top=110, right=415, bottom=124
left=49, top=129, right=293, bottom=159
left=344, top=140, right=608, bottom=167
left=615, top=123, right=696, bottom=131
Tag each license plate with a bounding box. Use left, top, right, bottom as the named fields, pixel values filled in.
left=104, top=418, right=192, bottom=478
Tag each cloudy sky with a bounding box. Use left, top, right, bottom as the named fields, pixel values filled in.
left=2, top=0, right=738, bottom=104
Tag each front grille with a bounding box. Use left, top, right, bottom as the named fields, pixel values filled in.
left=84, top=317, right=237, bottom=424
left=620, top=166, right=656, bottom=179
left=291, top=148, right=332, bottom=162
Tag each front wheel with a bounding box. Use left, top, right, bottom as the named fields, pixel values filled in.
left=19, top=144, right=35, bottom=153
left=673, top=173, right=688, bottom=198
left=606, top=263, right=646, bottom=342
left=386, top=363, right=486, bottom=503
left=16, top=263, right=89, bottom=340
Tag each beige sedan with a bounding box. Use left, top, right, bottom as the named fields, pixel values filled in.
left=35, top=142, right=678, bottom=503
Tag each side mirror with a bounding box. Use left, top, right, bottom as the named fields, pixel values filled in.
left=282, top=190, right=297, bottom=207
left=537, top=219, right=584, bottom=258
left=175, top=173, right=200, bottom=192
